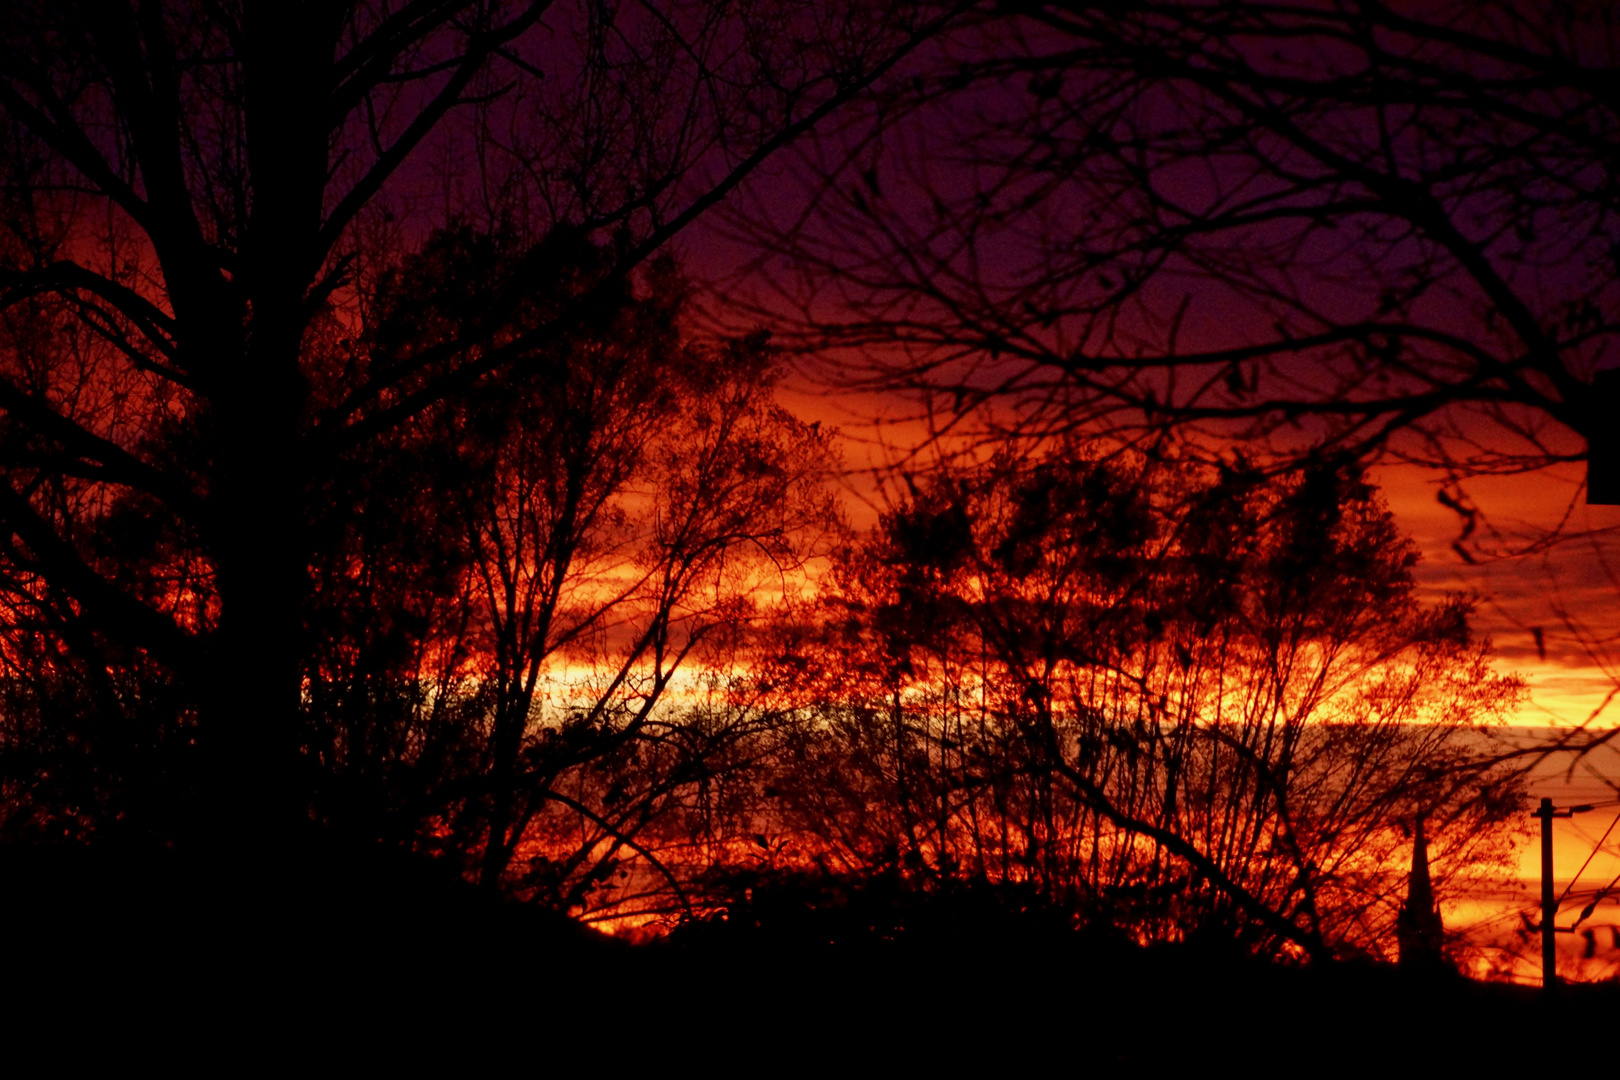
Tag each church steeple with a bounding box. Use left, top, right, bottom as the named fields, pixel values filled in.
left=1396, top=818, right=1446, bottom=967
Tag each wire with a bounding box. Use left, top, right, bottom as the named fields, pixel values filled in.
left=1570, top=866, right=1620, bottom=932
left=1542, top=798, right=1620, bottom=810
left=1557, top=807, right=1620, bottom=908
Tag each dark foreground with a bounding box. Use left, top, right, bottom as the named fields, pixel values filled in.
left=1, top=844, right=1612, bottom=1069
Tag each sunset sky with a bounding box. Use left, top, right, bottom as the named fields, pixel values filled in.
left=1375, top=461, right=1620, bottom=731
left=763, top=376, right=1620, bottom=985
left=768, top=378, right=1620, bottom=731
left=1376, top=461, right=1620, bottom=982
left=3, top=0, right=1615, bottom=1006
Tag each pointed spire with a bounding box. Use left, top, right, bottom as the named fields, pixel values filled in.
left=1397, top=817, right=1446, bottom=967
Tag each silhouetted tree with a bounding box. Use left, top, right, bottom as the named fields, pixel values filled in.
left=718, top=0, right=1620, bottom=777
left=257, top=229, right=837, bottom=919
left=752, top=449, right=1525, bottom=962
left=0, top=0, right=946, bottom=853
left=734, top=0, right=1617, bottom=491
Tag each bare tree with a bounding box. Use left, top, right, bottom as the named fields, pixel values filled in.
left=0, top=0, right=949, bottom=851
left=440, top=256, right=837, bottom=903
left=707, top=0, right=1620, bottom=796
left=752, top=449, right=1526, bottom=962
left=289, top=231, right=836, bottom=915
left=730, top=0, right=1618, bottom=490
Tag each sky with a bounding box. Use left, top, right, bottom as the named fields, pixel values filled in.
left=1373, top=460, right=1620, bottom=731
left=1376, top=459, right=1620, bottom=982
left=772, top=369, right=1620, bottom=733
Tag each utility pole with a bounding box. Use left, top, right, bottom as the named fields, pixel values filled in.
left=1537, top=797, right=1558, bottom=992
left=1533, top=797, right=1593, bottom=994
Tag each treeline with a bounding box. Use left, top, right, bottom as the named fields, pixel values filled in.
left=0, top=231, right=1524, bottom=964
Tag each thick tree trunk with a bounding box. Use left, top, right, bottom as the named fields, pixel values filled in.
left=186, top=4, right=333, bottom=856
left=199, top=349, right=310, bottom=853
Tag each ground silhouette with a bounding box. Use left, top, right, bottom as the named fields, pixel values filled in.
left=3, top=841, right=1609, bottom=1070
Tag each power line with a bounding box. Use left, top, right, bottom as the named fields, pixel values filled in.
left=1556, top=807, right=1620, bottom=907
left=1570, top=865, right=1620, bottom=932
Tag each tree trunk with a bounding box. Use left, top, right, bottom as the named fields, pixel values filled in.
left=481, top=680, right=536, bottom=892
left=185, top=3, right=334, bottom=856
left=198, top=345, right=310, bottom=853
